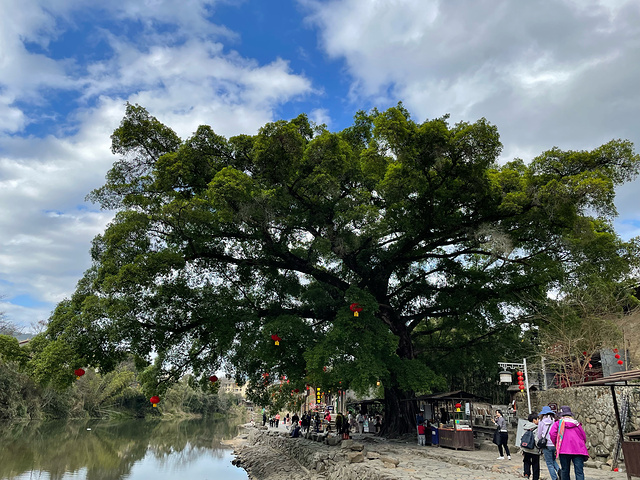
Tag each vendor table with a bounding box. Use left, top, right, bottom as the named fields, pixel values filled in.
left=437, top=427, right=474, bottom=451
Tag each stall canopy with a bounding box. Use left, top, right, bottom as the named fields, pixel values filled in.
left=416, top=390, right=489, bottom=402
left=346, top=399, right=384, bottom=415
left=577, top=369, right=640, bottom=480
left=416, top=390, right=488, bottom=424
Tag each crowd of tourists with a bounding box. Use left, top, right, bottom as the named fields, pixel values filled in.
left=258, top=401, right=588, bottom=480
left=493, top=405, right=588, bottom=480
left=261, top=408, right=383, bottom=439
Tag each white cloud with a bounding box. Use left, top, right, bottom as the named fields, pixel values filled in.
left=309, top=108, right=331, bottom=128
left=102, top=0, right=238, bottom=40
left=0, top=1, right=316, bottom=329
left=303, top=0, right=640, bottom=234
left=303, top=0, right=640, bottom=145
left=0, top=100, right=27, bottom=133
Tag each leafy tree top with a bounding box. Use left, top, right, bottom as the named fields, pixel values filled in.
left=46, top=103, right=639, bottom=433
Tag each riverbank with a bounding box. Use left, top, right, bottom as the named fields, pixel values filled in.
left=232, top=424, right=625, bottom=480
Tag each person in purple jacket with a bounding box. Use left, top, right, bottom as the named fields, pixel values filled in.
left=550, top=406, right=589, bottom=480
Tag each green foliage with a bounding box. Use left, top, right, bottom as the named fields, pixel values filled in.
left=0, top=353, right=225, bottom=420
left=26, top=335, right=82, bottom=389
left=0, top=359, right=40, bottom=420
left=0, top=334, right=29, bottom=366
left=46, top=103, right=640, bottom=434
left=76, top=367, right=137, bottom=417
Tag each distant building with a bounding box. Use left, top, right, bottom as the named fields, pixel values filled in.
left=219, top=377, right=248, bottom=398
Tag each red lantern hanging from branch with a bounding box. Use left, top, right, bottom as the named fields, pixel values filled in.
left=270, top=334, right=282, bottom=346
left=74, top=368, right=85, bottom=380
left=613, top=348, right=619, bottom=353
left=455, top=402, right=462, bottom=412
left=615, top=354, right=621, bottom=359
left=209, top=375, right=218, bottom=383
left=618, top=360, right=624, bottom=365
left=150, top=396, right=160, bottom=407
left=349, top=303, right=363, bottom=317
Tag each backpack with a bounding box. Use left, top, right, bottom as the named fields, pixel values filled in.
left=520, top=429, right=536, bottom=449
left=537, top=423, right=551, bottom=449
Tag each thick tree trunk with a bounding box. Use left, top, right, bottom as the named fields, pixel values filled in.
left=380, top=384, right=418, bottom=438
left=378, top=307, right=419, bottom=437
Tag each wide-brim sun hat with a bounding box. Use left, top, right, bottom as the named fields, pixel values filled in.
left=538, top=406, right=555, bottom=416
left=559, top=406, right=574, bottom=416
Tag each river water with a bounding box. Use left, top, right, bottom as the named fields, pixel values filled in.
left=0, top=417, right=248, bottom=480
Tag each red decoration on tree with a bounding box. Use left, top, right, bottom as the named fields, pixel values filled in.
left=271, top=334, right=282, bottom=345
left=582, top=351, right=587, bottom=356
left=613, top=348, right=619, bottom=353
left=294, top=388, right=299, bottom=393
left=615, top=354, right=621, bottom=359
left=74, top=368, right=85, bottom=379
left=618, top=360, right=624, bottom=365
left=349, top=303, right=363, bottom=317
left=209, top=375, right=218, bottom=383
left=150, top=395, right=160, bottom=407
left=517, top=371, right=522, bottom=376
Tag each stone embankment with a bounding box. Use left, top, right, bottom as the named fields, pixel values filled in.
left=233, top=427, right=399, bottom=480
left=532, top=385, right=640, bottom=467
left=231, top=425, right=623, bottom=480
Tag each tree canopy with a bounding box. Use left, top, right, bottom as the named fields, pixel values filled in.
left=45, top=103, right=640, bottom=435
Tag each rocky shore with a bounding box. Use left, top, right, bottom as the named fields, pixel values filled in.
left=231, top=424, right=623, bottom=480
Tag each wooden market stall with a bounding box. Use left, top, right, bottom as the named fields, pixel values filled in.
left=577, top=369, right=640, bottom=480
left=417, top=390, right=484, bottom=451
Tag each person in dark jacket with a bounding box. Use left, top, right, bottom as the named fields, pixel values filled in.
left=335, top=412, right=344, bottom=433
left=537, top=406, right=560, bottom=480
left=521, top=413, right=541, bottom=479
left=493, top=409, right=511, bottom=460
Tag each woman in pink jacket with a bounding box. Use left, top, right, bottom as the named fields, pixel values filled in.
left=549, top=406, right=589, bottom=480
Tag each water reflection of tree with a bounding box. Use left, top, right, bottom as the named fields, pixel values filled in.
left=0, top=418, right=240, bottom=480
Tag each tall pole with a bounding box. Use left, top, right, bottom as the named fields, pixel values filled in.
left=523, top=358, right=532, bottom=414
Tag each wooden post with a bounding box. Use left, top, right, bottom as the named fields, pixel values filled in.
left=610, top=385, right=631, bottom=480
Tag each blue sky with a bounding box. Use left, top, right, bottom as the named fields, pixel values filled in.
left=2, top=0, right=640, bottom=329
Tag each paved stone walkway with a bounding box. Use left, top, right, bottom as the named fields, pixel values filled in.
left=254, top=423, right=625, bottom=480
left=383, top=441, right=621, bottom=479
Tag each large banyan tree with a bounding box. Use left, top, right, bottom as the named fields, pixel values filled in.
left=46, top=103, right=640, bottom=435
